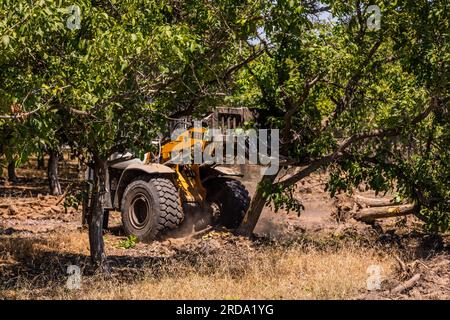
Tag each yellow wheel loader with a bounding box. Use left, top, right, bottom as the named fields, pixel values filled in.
left=83, top=108, right=252, bottom=242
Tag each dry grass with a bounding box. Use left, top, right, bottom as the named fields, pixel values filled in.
left=65, top=249, right=393, bottom=300
left=0, top=230, right=396, bottom=300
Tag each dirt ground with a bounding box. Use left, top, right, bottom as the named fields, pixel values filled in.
left=0, top=158, right=448, bottom=300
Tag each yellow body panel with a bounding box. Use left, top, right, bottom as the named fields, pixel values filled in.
left=161, top=127, right=208, bottom=163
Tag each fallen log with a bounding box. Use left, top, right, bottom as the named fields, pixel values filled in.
left=0, top=200, right=41, bottom=208
left=355, top=204, right=418, bottom=222
left=354, top=195, right=401, bottom=207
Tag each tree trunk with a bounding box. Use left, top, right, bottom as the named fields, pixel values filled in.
left=88, top=155, right=107, bottom=266
left=7, top=161, right=17, bottom=183
left=48, top=149, right=62, bottom=195
left=37, top=152, right=45, bottom=169
left=355, top=204, right=418, bottom=222
left=82, top=165, right=93, bottom=228
left=236, top=171, right=278, bottom=236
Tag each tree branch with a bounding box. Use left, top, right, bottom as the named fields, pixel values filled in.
left=331, top=38, right=383, bottom=120
left=0, top=93, right=55, bottom=119
left=281, top=74, right=321, bottom=146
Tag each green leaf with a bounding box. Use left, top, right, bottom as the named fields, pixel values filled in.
left=1, top=35, right=10, bottom=47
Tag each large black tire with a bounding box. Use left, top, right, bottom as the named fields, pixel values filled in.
left=204, top=178, right=250, bottom=229
left=121, top=176, right=183, bottom=242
